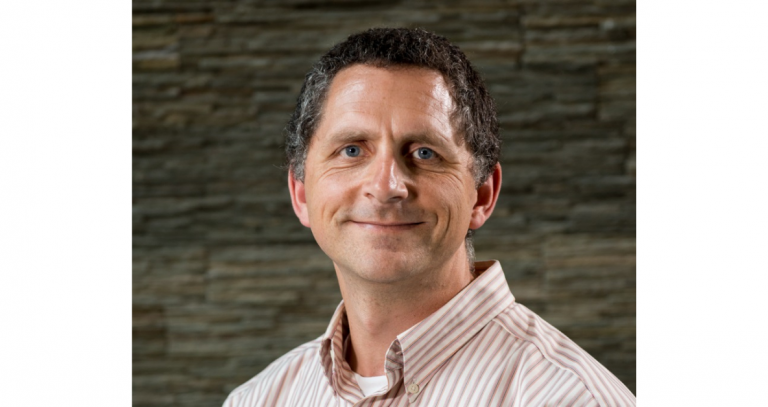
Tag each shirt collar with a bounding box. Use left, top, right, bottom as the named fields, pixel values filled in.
left=319, top=260, right=515, bottom=403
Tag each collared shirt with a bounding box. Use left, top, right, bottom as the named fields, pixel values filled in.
left=223, top=260, right=636, bottom=406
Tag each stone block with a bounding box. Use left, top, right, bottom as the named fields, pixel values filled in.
left=206, top=284, right=300, bottom=305
left=575, top=175, right=635, bottom=198
left=523, top=41, right=636, bottom=65
left=207, top=245, right=332, bottom=277
left=166, top=304, right=278, bottom=334
left=132, top=392, right=175, bottom=407
left=133, top=33, right=178, bottom=51
left=544, top=235, right=635, bottom=258
left=134, top=274, right=207, bottom=305
left=133, top=14, right=174, bottom=26
left=568, top=203, right=635, bottom=233
left=168, top=336, right=272, bottom=357
left=523, top=16, right=605, bottom=29
left=599, top=99, right=636, bottom=121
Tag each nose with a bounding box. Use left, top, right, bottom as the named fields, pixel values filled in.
left=363, top=151, right=409, bottom=203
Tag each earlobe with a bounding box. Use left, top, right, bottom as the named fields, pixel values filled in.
left=469, top=163, right=502, bottom=230
left=288, top=170, right=311, bottom=228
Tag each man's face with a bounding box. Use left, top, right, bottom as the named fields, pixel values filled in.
left=289, top=64, right=499, bottom=283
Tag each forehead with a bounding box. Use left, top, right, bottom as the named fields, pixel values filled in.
left=314, top=64, right=458, bottom=143
left=327, top=64, right=452, bottom=108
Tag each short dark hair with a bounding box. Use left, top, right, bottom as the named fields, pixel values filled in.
left=285, top=28, right=500, bottom=270
left=285, top=27, right=500, bottom=187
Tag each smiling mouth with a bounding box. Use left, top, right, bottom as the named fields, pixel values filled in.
left=350, top=221, right=424, bottom=230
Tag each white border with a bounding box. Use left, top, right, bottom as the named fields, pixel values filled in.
left=0, top=1, right=131, bottom=404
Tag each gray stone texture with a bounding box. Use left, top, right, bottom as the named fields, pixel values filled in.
left=133, top=1, right=636, bottom=404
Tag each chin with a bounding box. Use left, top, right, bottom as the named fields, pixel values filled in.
left=345, top=252, right=424, bottom=283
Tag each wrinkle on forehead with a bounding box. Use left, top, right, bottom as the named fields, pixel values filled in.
left=322, top=65, right=458, bottom=144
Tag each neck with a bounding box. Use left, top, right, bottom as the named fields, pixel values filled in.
left=336, top=250, right=473, bottom=377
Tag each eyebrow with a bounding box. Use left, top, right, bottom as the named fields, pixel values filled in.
left=324, top=128, right=454, bottom=149
left=402, top=131, right=453, bottom=149
left=324, top=130, right=369, bottom=146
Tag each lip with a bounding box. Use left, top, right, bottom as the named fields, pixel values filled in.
left=350, top=221, right=424, bottom=230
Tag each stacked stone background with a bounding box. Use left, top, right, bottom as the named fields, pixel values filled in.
left=133, top=1, right=635, bottom=405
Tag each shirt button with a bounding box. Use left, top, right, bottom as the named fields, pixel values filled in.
left=407, top=383, right=420, bottom=394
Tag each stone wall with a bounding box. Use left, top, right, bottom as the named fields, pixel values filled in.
left=133, top=1, right=635, bottom=405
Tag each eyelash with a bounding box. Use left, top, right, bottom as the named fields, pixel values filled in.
left=342, top=145, right=362, bottom=157
left=412, top=147, right=436, bottom=160
left=340, top=145, right=439, bottom=161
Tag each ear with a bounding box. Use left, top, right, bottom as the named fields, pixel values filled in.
left=469, top=163, right=502, bottom=230
left=288, top=169, right=311, bottom=228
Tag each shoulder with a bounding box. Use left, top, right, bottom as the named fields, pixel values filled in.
left=222, top=337, right=324, bottom=407
left=488, top=303, right=635, bottom=406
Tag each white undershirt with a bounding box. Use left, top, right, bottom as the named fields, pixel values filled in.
left=354, top=372, right=388, bottom=397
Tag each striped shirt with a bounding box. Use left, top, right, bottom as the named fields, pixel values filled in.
left=223, top=260, right=636, bottom=406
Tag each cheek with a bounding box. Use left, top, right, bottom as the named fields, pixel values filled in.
left=306, top=173, right=358, bottom=222
left=428, top=179, right=475, bottom=228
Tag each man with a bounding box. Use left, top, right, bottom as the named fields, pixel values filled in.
left=224, top=28, right=635, bottom=406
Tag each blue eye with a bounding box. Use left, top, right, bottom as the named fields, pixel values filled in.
left=344, top=145, right=361, bottom=157
left=414, top=147, right=435, bottom=159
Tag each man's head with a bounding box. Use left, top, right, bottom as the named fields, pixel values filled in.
left=286, top=28, right=501, bottom=277
left=286, top=28, right=500, bottom=187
